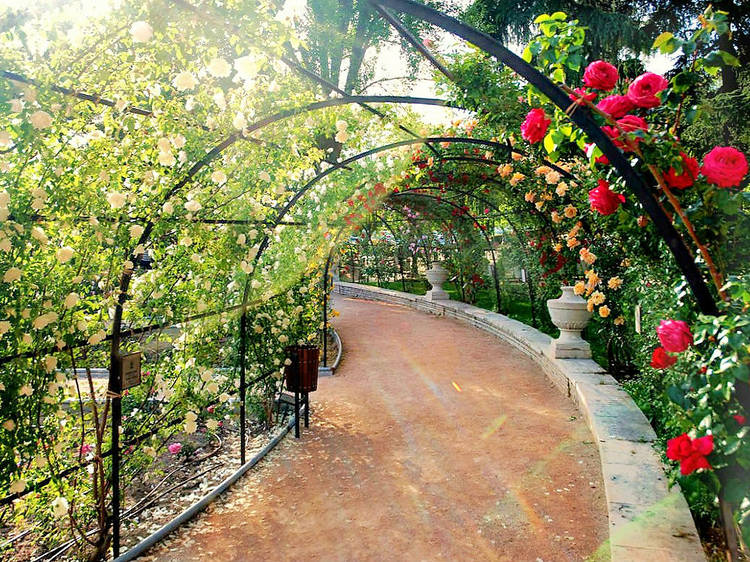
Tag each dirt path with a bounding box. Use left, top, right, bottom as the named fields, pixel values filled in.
left=145, top=296, right=608, bottom=561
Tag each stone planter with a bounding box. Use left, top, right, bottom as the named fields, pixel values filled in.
left=547, top=285, right=592, bottom=358
left=425, top=263, right=450, bottom=301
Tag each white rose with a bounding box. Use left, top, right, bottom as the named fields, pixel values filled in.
left=172, top=134, right=186, bottom=149
left=211, top=170, right=227, bottom=184
left=184, top=199, right=202, bottom=212
left=335, top=130, right=348, bottom=143
left=0, top=190, right=9, bottom=208
left=157, top=137, right=171, bottom=152
left=335, top=119, right=347, bottom=131
left=44, top=355, right=57, bottom=373
left=162, top=202, right=174, bottom=215
left=88, top=330, right=106, bottom=345
left=3, top=267, right=22, bottom=283
left=213, top=91, right=226, bottom=110
left=173, top=71, right=197, bottom=91
left=184, top=420, right=197, bottom=434
left=9, top=99, right=23, bottom=112
left=158, top=150, right=176, bottom=167
left=19, top=384, right=33, bottom=396
left=259, top=171, right=271, bottom=182
left=232, top=112, right=247, bottom=130
left=0, top=321, right=9, bottom=335
left=206, top=419, right=219, bottom=431
left=31, top=226, right=48, bottom=245
left=8, top=477, right=25, bottom=492
left=236, top=234, right=246, bottom=245
left=206, top=381, right=219, bottom=393
left=129, top=224, right=145, bottom=238
left=29, top=110, right=53, bottom=130
left=56, top=246, right=74, bottom=263
left=64, top=292, right=79, bottom=309
left=219, top=392, right=230, bottom=403
left=234, top=54, right=262, bottom=80
left=51, top=496, right=69, bottom=518
left=207, top=58, right=231, bottom=78
left=106, top=192, right=127, bottom=209
left=129, top=21, right=153, bottom=43
left=0, top=131, right=10, bottom=148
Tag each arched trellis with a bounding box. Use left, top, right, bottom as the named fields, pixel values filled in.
left=0, top=3, right=723, bottom=553
left=366, top=0, right=719, bottom=316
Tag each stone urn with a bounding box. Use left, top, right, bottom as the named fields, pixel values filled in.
left=547, top=285, right=592, bottom=358
left=425, top=263, right=450, bottom=301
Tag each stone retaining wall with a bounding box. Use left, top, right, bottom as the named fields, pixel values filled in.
left=334, top=281, right=705, bottom=561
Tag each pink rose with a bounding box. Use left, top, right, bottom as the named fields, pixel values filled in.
left=588, top=179, right=625, bottom=215
left=626, top=72, right=669, bottom=108
left=700, top=146, right=748, bottom=188
left=583, top=60, right=619, bottom=91
left=168, top=442, right=182, bottom=455
left=650, top=347, right=677, bottom=369
left=568, top=87, right=597, bottom=106
left=596, top=95, right=635, bottom=118
left=602, top=114, right=648, bottom=152
left=656, top=319, right=693, bottom=352
left=520, top=108, right=550, bottom=144
left=79, top=443, right=93, bottom=456
left=664, top=152, right=699, bottom=189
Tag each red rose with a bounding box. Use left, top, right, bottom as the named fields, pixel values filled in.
left=733, top=414, right=747, bottom=425
left=602, top=115, right=648, bottom=152
left=596, top=95, right=635, bottom=118
left=650, top=347, right=677, bottom=369
left=521, top=108, right=551, bottom=144
left=664, top=152, right=700, bottom=189
left=584, top=143, right=609, bottom=165
left=627, top=72, right=669, bottom=108
left=569, top=87, right=597, bottom=106
left=588, top=179, right=625, bottom=215
left=583, top=60, right=619, bottom=91
left=700, top=146, right=749, bottom=188
left=656, top=319, right=693, bottom=353
left=666, top=434, right=693, bottom=461
left=666, top=433, right=713, bottom=475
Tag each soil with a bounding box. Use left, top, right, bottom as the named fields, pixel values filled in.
left=143, top=296, right=609, bottom=561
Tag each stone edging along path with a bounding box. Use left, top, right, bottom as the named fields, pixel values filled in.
left=334, top=281, right=705, bottom=562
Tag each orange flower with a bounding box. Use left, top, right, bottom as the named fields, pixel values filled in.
left=607, top=276, right=623, bottom=290
left=564, top=205, right=577, bottom=218
left=599, top=305, right=611, bottom=318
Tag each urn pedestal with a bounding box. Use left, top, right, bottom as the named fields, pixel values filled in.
left=425, top=264, right=450, bottom=301
left=547, top=286, right=592, bottom=358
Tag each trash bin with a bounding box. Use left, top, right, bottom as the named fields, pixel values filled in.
left=284, top=345, right=320, bottom=393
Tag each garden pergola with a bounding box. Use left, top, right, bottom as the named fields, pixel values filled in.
left=0, top=0, right=735, bottom=559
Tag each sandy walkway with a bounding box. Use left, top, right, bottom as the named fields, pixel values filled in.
left=146, top=296, right=608, bottom=561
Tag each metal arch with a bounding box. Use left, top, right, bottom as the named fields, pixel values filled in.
left=249, top=135, right=515, bottom=272
left=369, top=0, right=718, bottom=316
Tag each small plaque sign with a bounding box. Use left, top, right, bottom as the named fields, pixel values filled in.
left=120, top=352, right=142, bottom=390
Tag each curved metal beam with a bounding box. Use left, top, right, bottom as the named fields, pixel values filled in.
left=369, top=0, right=718, bottom=315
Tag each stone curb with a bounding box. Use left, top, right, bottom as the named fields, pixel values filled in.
left=334, top=282, right=705, bottom=562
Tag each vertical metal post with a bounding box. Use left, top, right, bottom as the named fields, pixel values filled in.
left=304, top=392, right=309, bottom=428
left=109, top=281, right=128, bottom=559
left=322, top=253, right=332, bottom=368
left=239, top=312, right=247, bottom=464
left=110, top=363, right=121, bottom=558
left=294, top=391, right=300, bottom=438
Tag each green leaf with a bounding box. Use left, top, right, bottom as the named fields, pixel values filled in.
left=552, top=67, right=565, bottom=83
left=543, top=132, right=556, bottom=154
left=522, top=46, right=532, bottom=63
left=533, top=14, right=551, bottom=23
left=652, top=32, right=673, bottom=49
left=549, top=12, right=567, bottom=21
left=718, top=50, right=740, bottom=66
